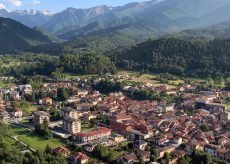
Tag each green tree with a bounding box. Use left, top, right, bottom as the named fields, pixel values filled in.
left=150, top=155, right=157, bottom=162
left=151, top=148, right=159, bottom=158
left=51, top=68, right=63, bottom=79
left=139, top=156, right=145, bottom=164
left=200, top=124, right=209, bottom=132
left=163, top=152, right=170, bottom=161
left=215, top=76, right=225, bottom=89
left=45, top=145, right=53, bottom=155
left=178, top=157, right=190, bottom=164
left=57, top=88, right=68, bottom=101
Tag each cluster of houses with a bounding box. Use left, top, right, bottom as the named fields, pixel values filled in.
left=2, top=76, right=230, bottom=163
left=0, top=84, right=32, bottom=121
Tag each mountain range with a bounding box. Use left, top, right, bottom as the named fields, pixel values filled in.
left=2, top=0, right=230, bottom=53
left=44, top=0, right=230, bottom=40
left=0, top=9, right=52, bottom=27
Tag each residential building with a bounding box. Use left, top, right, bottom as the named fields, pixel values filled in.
left=11, top=108, right=23, bottom=118
left=53, top=147, right=70, bottom=157
left=159, top=145, right=176, bottom=159
left=33, top=111, right=50, bottom=125
left=118, top=153, right=138, bottom=164
left=63, top=117, right=81, bottom=134
left=77, top=90, right=88, bottom=97
left=41, top=97, right=53, bottom=105
left=162, top=104, right=175, bottom=113
left=134, top=140, right=148, bottom=150
left=219, top=111, right=230, bottom=121
left=70, top=152, right=89, bottom=164
left=74, top=127, right=111, bottom=143
left=61, top=107, right=78, bottom=119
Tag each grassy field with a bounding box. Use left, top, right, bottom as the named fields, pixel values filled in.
left=82, top=123, right=97, bottom=132
left=18, top=133, right=65, bottom=152
left=116, top=71, right=206, bottom=87
left=117, top=71, right=179, bottom=87
left=168, top=79, right=184, bottom=86
left=63, top=73, right=98, bottom=80
left=10, top=124, right=30, bottom=135
left=10, top=124, right=65, bottom=152
left=117, top=71, right=160, bottom=85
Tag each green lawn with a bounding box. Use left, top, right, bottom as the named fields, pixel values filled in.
left=10, top=124, right=65, bottom=152
left=82, top=123, right=97, bottom=132
left=18, top=133, right=65, bottom=152
left=10, top=124, right=30, bottom=135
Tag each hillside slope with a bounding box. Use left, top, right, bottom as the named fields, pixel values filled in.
left=114, top=37, right=230, bottom=77
left=174, top=20, right=230, bottom=39
left=0, top=17, right=52, bottom=51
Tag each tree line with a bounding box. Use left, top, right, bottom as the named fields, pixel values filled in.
left=0, top=53, right=116, bottom=78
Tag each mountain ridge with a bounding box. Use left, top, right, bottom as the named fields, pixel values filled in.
left=0, top=17, right=52, bottom=51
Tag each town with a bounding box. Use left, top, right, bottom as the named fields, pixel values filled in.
left=0, top=73, right=230, bottom=164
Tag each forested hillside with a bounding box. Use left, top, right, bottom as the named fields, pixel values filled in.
left=174, top=20, right=230, bottom=39
left=114, top=37, right=230, bottom=77
left=0, top=17, right=52, bottom=51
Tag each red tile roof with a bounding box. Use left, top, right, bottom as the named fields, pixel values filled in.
left=75, top=127, right=111, bottom=137
left=71, top=152, right=89, bottom=161
left=53, top=147, right=70, bottom=155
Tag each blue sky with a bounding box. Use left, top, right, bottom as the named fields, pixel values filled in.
left=0, top=0, right=147, bottom=12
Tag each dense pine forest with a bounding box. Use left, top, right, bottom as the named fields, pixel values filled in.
left=113, top=37, right=230, bottom=77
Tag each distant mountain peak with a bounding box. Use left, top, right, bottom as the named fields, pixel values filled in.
left=13, top=9, right=53, bottom=16
left=64, top=5, right=113, bottom=13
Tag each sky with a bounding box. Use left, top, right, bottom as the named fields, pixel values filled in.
left=0, top=0, right=148, bottom=12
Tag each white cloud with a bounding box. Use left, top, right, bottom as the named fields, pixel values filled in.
left=32, top=0, right=41, bottom=5
left=0, top=3, right=6, bottom=9
left=7, top=0, right=22, bottom=7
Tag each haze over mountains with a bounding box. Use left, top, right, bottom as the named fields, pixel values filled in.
left=1, top=0, right=230, bottom=53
